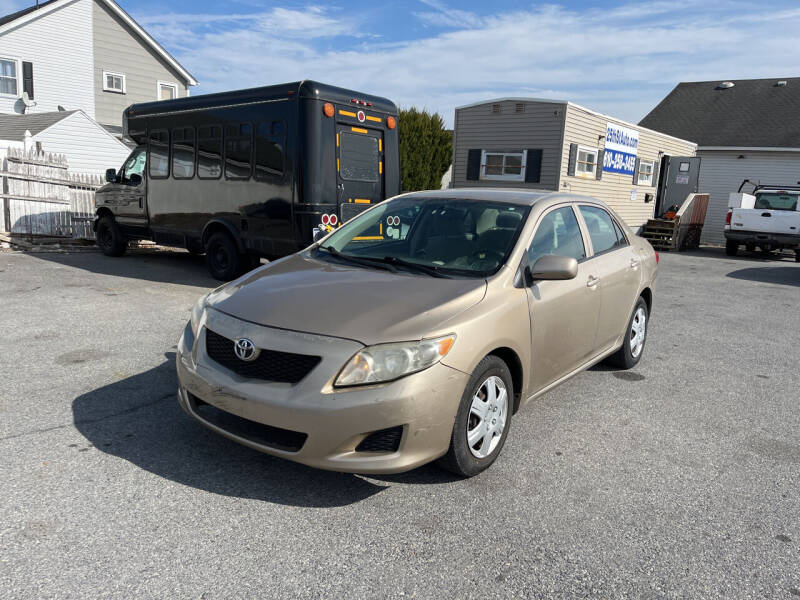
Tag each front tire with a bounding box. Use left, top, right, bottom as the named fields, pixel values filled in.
left=725, top=240, right=738, bottom=256
left=437, top=355, right=513, bottom=477
left=96, top=215, right=127, bottom=257
left=205, top=232, right=241, bottom=281
left=606, top=297, right=648, bottom=369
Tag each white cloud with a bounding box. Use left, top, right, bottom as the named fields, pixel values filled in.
left=135, top=1, right=800, bottom=127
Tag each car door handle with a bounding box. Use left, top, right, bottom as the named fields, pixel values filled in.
left=761, top=212, right=771, bottom=217
left=586, top=275, right=600, bottom=288
left=630, top=258, right=641, bottom=269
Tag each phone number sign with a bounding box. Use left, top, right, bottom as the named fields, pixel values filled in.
left=602, top=123, right=639, bottom=176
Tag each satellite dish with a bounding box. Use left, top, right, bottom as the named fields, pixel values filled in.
left=21, top=91, right=37, bottom=113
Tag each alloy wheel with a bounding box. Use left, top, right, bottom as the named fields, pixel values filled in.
left=630, top=307, right=647, bottom=358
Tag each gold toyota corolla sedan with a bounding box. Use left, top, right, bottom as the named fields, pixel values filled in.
left=177, top=189, right=657, bottom=477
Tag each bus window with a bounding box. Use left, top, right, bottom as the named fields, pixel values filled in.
left=339, top=131, right=379, bottom=182
left=197, top=125, right=222, bottom=179
left=255, top=120, right=285, bottom=181
left=172, top=127, right=195, bottom=179
left=225, top=123, right=252, bottom=180
left=148, top=130, right=169, bottom=178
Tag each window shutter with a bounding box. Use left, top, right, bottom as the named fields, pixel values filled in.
left=466, top=149, right=481, bottom=180
left=632, top=157, right=641, bottom=184
left=22, top=61, right=34, bottom=99
left=567, top=143, right=578, bottom=176
left=595, top=149, right=604, bottom=180
left=651, top=159, right=660, bottom=187
left=525, top=149, right=542, bottom=183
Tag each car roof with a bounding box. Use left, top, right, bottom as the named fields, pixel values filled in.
left=397, top=188, right=603, bottom=208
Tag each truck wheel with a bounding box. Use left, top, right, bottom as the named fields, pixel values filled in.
left=96, top=215, right=127, bottom=257
left=206, top=232, right=241, bottom=281
left=725, top=240, right=738, bottom=256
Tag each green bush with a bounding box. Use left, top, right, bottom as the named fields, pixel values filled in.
left=398, top=108, right=452, bottom=192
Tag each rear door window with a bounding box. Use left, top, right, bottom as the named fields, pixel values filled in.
left=579, top=205, right=619, bottom=255
left=754, top=193, right=798, bottom=211
left=339, top=131, right=380, bottom=182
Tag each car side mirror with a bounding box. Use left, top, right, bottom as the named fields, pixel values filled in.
left=312, top=228, right=327, bottom=243
left=528, top=255, right=578, bottom=282
left=106, top=168, right=117, bottom=183
left=129, top=173, right=142, bottom=187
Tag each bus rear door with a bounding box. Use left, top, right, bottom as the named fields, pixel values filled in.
left=336, top=124, right=384, bottom=225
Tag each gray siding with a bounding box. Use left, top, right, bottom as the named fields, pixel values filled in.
left=452, top=100, right=565, bottom=190
left=559, top=104, right=697, bottom=229
left=697, top=150, right=800, bottom=244
left=92, top=0, right=189, bottom=129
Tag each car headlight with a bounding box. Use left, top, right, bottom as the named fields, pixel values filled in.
left=190, top=293, right=209, bottom=337
left=335, top=334, right=456, bottom=387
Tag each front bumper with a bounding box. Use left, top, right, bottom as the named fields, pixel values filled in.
left=176, top=308, right=469, bottom=474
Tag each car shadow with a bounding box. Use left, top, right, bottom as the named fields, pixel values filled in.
left=72, top=354, right=457, bottom=506
left=727, top=266, right=800, bottom=287
left=28, top=248, right=223, bottom=287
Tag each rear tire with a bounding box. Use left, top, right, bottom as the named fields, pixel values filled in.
left=437, top=355, right=513, bottom=478
left=606, top=297, right=648, bottom=370
left=96, top=215, right=127, bottom=257
left=205, top=232, right=241, bottom=281
left=725, top=240, right=738, bottom=256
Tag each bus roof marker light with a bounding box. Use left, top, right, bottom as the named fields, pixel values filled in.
left=323, top=102, right=335, bottom=118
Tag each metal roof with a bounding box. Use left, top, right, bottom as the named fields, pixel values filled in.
left=639, top=78, right=800, bottom=148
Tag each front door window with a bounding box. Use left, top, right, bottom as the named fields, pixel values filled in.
left=121, top=147, right=146, bottom=185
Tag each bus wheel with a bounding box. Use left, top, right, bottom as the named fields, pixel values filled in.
left=206, top=232, right=241, bottom=281
left=96, top=215, right=127, bottom=257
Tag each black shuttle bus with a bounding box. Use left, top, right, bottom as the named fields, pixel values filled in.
left=95, top=80, right=400, bottom=279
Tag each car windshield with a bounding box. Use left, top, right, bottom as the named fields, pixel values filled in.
left=754, top=193, right=798, bottom=211
left=316, top=197, right=530, bottom=277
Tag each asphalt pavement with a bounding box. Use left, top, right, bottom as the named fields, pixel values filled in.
left=1, top=247, right=798, bottom=599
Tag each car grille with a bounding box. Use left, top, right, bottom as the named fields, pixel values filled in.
left=205, top=328, right=321, bottom=384
left=189, top=394, right=307, bottom=452
left=356, top=426, right=404, bottom=453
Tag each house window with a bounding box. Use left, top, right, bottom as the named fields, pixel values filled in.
left=575, top=146, right=598, bottom=178
left=158, top=81, right=178, bottom=101
left=102, top=70, right=126, bottom=94
left=637, top=160, right=655, bottom=185
left=0, top=58, right=18, bottom=95
left=481, top=150, right=526, bottom=181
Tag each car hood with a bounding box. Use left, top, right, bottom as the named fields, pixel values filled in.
left=207, top=252, right=487, bottom=345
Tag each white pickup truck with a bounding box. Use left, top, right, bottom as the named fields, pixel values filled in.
left=725, top=182, right=800, bottom=261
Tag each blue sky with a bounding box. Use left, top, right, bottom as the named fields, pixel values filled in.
left=5, top=0, right=800, bottom=126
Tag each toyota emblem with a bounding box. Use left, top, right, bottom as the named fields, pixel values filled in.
left=234, top=338, right=259, bottom=362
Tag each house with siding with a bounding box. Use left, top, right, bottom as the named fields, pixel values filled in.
left=452, top=98, right=696, bottom=231
left=0, top=0, right=197, bottom=138
left=639, top=78, right=800, bottom=244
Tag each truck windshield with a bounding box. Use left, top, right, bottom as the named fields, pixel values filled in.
left=317, top=197, right=529, bottom=277
left=754, top=193, right=798, bottom=211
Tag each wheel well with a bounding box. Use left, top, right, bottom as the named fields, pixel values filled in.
left=94, top=207, right=113, bottom=230
left=640, top=287, right=653, bottom=314
left=488, top=347, right=523, bottom=413
left=202, top=221, right=243, bottom=252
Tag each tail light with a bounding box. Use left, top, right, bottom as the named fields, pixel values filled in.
left=386, top=116, right=397, bottom=130
left=322, top=102, right=334, bottom=118
left=725, top=210, right=732, bottom=227
left=655, top=251, right=659, bottom=265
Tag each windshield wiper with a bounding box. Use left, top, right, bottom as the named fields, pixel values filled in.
left=316, top=245, right=397, bottom=273
left=377, top=256, right=450, bottom=278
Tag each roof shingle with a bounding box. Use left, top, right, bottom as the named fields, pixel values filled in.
left=0, top=110, right=78, bottom=140
left=639, top=78, right=800, bottom=148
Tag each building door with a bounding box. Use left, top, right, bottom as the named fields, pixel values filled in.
left=656, top=156, right=701, bottom=217
left=336, top=125, right=384, bottom=224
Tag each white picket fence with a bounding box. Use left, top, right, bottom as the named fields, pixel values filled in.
left=0, top=147, right=102, bottom=240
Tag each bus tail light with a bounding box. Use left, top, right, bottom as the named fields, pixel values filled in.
left=386, top=116, right=396, bottom=130
left=329, top=214, right=338, bottom=226
left=321, top=214, right=330, bottom=226
left=323, top=102, right=334, bottom=118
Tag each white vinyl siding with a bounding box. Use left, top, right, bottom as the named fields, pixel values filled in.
left=32, top=110, right=132, bottom=174
left=0, top=0, right=95, bottom=116
left=696, top=150, right=800, bottom=244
